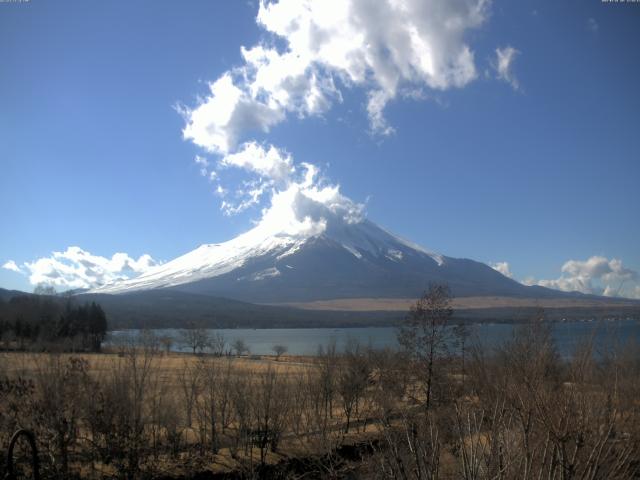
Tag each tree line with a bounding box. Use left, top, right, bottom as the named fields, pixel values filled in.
left=0, top=290, right=108, bottom=352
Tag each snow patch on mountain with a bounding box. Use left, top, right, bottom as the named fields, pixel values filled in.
left=343, top=244, right=363, bottom=259
left=386, top=249, right=403, bottom=261
left=246, top=267, right=281, bottom=281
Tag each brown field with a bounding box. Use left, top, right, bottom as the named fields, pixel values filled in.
left=271, top=295, right=640, bottom=311
left=0, top=350, right=314, bottom=378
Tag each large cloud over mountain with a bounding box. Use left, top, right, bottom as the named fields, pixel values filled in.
left=216, top=142, right=364, bottom=234
left=181, top=0, right=490, bottom=154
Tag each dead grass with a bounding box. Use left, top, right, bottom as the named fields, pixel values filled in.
left=270, top=296, right=640, bottom=311
left=1, top=351, right=314, bottom=377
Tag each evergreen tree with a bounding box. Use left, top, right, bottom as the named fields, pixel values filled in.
left=88, top=302, right=108, bottom=351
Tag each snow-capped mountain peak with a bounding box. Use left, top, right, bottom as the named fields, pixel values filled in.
left=90, top=216, right=442, bottom=295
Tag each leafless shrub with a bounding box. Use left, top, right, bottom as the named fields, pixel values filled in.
left=337, top=340, right=370, bottom=433
left=375, top=409, right=442, bottom=480
left=84, top=345, right=156, bottom=479
left=29, top=356, right=88, bottom=477
left=453, top=318, right=640, bottom=480
left=178, top=359, right=201, bottom=428
left=210, top=331, right=226, bottom=356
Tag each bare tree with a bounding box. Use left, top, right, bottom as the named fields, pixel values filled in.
left=230, top=373, right=251, bottom=458
left=309, top=340, right=338, bottom=447
left=180, top=323, right=211, bottom=355
left=178, top=360, right=201, bottom=427
left=159, top=335, right=174, bottom=355
left=31, top=356, right=87, bottom=477
left=33, top=284, right=57, bottom=296
left=272, top=344, right=287, bottom=360
left=83, top=343, right=157, bottom=479
left=250, top=367, right=291, bottom=463
left=453, top=322, right=471, bottom=392
left=194, top=356, right=222, bottom=453
left=337, top=341, right=370, bottom=433
left=139, top=329, right=160, bottom=354
left=210, top=331, right=226, bottom=356
left=398, top=283, right=453, bottom=410
left=232, top=338, right=249, bottom=356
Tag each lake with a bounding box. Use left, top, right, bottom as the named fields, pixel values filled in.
left=107, top=319, right=640, bottom=357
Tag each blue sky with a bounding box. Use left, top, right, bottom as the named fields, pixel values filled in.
left=1, top=0, right=639, bottom=297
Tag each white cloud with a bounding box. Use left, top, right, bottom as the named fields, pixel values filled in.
left=216, top=142, right=294, bottom=215
left=493, top=46, right=520, bottom=91
left=194, top=155, right=210, bottom=176
left=215, top=184, right=227, bottom=197
left=561, top=256, right=636, bottom=284
left=526, top=256, right=639, bottom=299
left=249, top=160, right=365, bottom=239
left=2, top=260, right=21, bottom=273
left=367, top=90, right=395, bottom=136
left=181, top=0, right=490, bottom=151
left=17, top=247, right=160, bottom=290
left=221, top=180, right=270, bottom=216
left=491, top=261, right=513, bottom=278
left=182, top=72, right=284, bottom=154
left=587, top=18, right=599, bottom=33
left=221, top=142, right=294, bottom=184
left=215, top=142, right=364, bottom=225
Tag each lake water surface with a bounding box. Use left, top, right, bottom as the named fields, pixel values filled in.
left=108, top=319, right=640, bottom=357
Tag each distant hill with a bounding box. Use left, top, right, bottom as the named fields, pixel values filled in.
left=0, top=288, right=30, bottom=302
left=78, top=290, right=640, bottom=329
left=2, top=287, right=639, bottom=329
left=78, top=290, right=401, bottom=329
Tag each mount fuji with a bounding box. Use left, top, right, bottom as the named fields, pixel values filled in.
left=90, top=215, right=565, bottom=304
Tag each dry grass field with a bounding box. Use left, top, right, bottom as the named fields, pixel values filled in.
left=274, top=295, right=640, bottom=311
left=1, top=350, right=313, bottom=378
